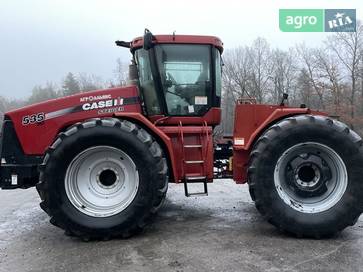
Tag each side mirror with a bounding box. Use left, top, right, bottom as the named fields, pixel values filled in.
left=129, top=60, right=138, bottom=81
left=127, top=60, right=138, bottom=85
left=280, top=93, right=289, bottom=106
left=143, top=29, right=154, bottom=50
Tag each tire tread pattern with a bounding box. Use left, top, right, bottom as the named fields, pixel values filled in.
left=36, top=118, right=168, bottom=240
left=247, top=114, right=363, bottom=238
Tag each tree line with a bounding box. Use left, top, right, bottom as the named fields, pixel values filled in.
left=0, top=58, right=128, bottom=116
left=221, top=22, right=363, bottom=135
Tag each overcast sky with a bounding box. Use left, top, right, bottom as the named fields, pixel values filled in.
left=0, top=0, right=362, bottom=98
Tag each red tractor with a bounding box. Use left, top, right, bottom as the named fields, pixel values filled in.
left=1, top=30, right=363, bottom=239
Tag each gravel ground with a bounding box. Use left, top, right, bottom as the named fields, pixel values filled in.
left=0, top=179, right=363, bottom=272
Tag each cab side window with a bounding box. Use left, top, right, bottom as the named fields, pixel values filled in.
left=156, top=45, right=211, bottom=116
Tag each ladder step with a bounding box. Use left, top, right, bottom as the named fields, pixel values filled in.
left=185, top=160, right=204, bottom=164
left=183, top=177, right=208, bottom=197
left=186, top=192, right=208, bottom=196
left=185, top=175, right=207, bottom=181
left=183, top=145, right=202, bottom=148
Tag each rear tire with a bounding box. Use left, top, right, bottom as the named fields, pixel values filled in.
left=248, top=115, right=363, bottom=238
left=36, top=118, right=168, bottom=240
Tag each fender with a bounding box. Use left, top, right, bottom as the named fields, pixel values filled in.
left=114, top=112, right=178, bottom=183
left=232, top=103, right=326, bottom=183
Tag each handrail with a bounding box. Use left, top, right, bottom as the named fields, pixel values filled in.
left=178, top=121, right=185, bottom=177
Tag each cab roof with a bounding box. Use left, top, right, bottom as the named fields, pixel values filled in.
left=130, top=35, right=224, bottom=53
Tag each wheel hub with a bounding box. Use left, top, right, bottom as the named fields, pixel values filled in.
left=65, top=146, right=139, bottom=217
left=285, top=152, right=332, bottom=198
left=97, top=168, right=119, bottom=188
left=296, top=164, right=321, bottom=187
left=274, top=142, right=347, bottom=213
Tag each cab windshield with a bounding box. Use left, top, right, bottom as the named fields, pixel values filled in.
left=135, top=44, right=217, bottom=116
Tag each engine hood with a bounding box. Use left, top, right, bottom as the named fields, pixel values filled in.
left=5, top=85, right=142, bottom=155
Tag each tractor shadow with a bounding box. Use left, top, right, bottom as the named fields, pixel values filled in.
left=147, top=193, right=286, bottom=240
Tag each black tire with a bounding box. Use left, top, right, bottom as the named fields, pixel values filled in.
left=36, top=118, right=168, bottom=240
left=248, top=115, right=363, bottom=238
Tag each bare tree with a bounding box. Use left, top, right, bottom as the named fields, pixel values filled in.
left=222, top=46, right=252, bottom=101
left=248, top=37, right=273, bottom=103
left=271, top=48, right=297, bottom=104
left=221, top=46, right=254, bottom=136
left=113, top=58, right=129, bottom=87
left=327, top=22, right=363, bottom=121
left=78, top=73, right=105, bottom=92
left=296, top=68, right=313, bottom=106
left=296, top=44, right=326, bottom=109
left=315, top=49, right=343, bottom=115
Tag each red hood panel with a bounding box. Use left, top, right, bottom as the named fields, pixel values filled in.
left=6, top=86, right=142, bottom=155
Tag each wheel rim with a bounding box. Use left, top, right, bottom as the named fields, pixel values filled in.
left=274, top=142, right=347, bottom=213
left=65, top=146, right=139, bottom=217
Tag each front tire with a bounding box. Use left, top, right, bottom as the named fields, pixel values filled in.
left=248, top=115, right=363, bottom=238
left=36, top=118, right=168, bottom=240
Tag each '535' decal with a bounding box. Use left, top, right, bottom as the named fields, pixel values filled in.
left=22, top=112, right=45, bottom=125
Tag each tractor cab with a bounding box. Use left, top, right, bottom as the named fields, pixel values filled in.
left=117, top=30, right=224, bottom=125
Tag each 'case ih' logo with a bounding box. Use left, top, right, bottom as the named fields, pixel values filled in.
left=82, top=98, right=124, bottom=111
